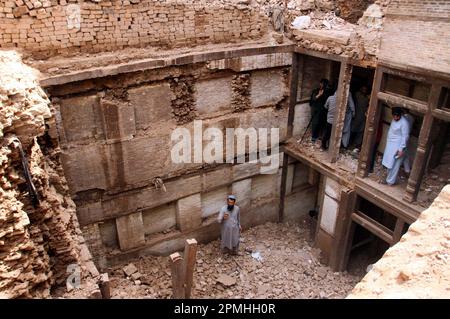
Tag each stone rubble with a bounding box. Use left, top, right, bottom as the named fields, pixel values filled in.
left=0, top=50, right=98, bottom=298
left=107, top=219, right=362, bottom=299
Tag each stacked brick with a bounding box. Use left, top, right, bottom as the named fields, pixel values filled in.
left=0, top=51, right=95, bottom=298
left=380, top=0, right=450, bottom=75
left=0, top=0, right=269, bottom=58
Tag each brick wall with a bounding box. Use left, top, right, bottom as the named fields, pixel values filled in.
left=0, top=0, right=269, bottom=58
left=379, top=0, right=450, bottom=75
left=387, top=0, right=450, bottom=18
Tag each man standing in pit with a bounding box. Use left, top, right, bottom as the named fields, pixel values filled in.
left=309, top=79, right=330, bottom=143
left=381, top=107, right=411, bottom=185
left=217, top=195, right=241, bottom=255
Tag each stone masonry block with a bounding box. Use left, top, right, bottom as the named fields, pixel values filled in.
left=176, top=193, right=202, bottom=232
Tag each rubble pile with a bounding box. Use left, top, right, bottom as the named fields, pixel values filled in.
left=107, top=219, right=361, bottom=299
left=348, top=185, right=450, bottom=298
left=0, top=51, right=97, bottom=298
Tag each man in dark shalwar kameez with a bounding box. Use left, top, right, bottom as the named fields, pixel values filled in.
left=217, top=195, right=241, bottom=255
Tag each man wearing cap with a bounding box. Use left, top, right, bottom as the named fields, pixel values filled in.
left=381, top=107, right=411, bottom=185
left=217, top=195, right=241, bottom=255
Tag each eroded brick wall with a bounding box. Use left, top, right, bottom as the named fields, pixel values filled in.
left=0, top=0, right=269, bottom=58
left=46, top=52, right=298, bottom=266
left=380, top=0, right=450, bottom=74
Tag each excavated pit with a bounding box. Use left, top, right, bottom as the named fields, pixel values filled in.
left=1, top=0, right=449, bottom=299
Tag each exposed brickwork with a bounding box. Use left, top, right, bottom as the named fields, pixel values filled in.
left=380, top=0, right=450, bottom=74
left=0, top=0, right=269, bottom=58
left=387, top=0, right=450, bottom=18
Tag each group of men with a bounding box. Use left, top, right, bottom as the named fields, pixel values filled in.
left=217, top=89, right=414, bottom=254
left=309, top=79, right=370, bottom=151
left=309, top=79, right=415, bottom=186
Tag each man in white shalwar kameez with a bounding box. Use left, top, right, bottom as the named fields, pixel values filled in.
left=382, top=107, right=411, bottom=185
left=217, top=195, right=241, bottom=255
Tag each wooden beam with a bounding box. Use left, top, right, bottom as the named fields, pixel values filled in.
left=329, top=61, right=353, bottom=162
left=287, top=53, right=300, bottom=138
left=404, top=84, right=441, bottom=202
left=169, top=252, right=185, bottom=299
left=379, top=60, right=450, bottom=83
left=355, top=177, right=421, bottom=224
left=351, top=211, right=394, bottom=245
left=183, top=239, right=198, bottom=299
left=377, top=91, right=428, bottom=114
left=294, top=46, right=344, bottom=62
left=432, top=109, right=450, bottom=122
left=357, top=67, right=385, bottom=177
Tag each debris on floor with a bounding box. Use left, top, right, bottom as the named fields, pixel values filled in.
left=107, top=219, right=362, bottom=299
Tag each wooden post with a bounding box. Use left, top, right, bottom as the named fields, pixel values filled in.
left=308, top=166, right=320, bottom=186
left=287, top=53, right=300, bottom=138
left=404, top=84, right=441, bottom=202
left=392, top=218, right=406, bottom=244
left=329, top=61, right=353, bottom=163
left=98, top=273, right=110, bottom=299
left=183, top=239, right=198, bottom=299
left=169, top=252, right=185, bottom=299
left=279, top=153, right=289, bottom=222
left=329, top=188, right=357, bottom=271
left=357, top=67, right=385, bottom=177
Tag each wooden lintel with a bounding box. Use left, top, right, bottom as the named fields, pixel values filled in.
left=378, top=60, right=450, bottom=84
left=432, top=109, right=450, bottom=122
left=378, top=91, right=428, bottom=113
left=294, top=46, right=345, bottom=62
left=351, top=211, right=394, bottom=245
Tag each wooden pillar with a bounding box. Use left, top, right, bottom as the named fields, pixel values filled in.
left=404, top=84, right=441, bottom=202
left=392, top=218, right=406, bottom=244
left=329, top=61, right=353, bottom=163
left=183, top=239, right=198, bottom=299
left=280, top=53, right=300, bottom=222
left=357, top=67, right=385, bottom=177
left=169, top=252, right=185, bottom=299
left=329, top=188, right=357, bottom=271
left=287, top=53, right=300, bottom=138
left=279, top=153, right=289, bottom=223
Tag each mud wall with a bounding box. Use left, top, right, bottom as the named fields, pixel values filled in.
left=0, top=0, right=269, bottom=59
left=46, top=52, right=300, bottom=268
left=0, top=51, right=94, bottom=298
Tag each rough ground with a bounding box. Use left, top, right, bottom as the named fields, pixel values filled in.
left=106, top=219, right=362, bottom=299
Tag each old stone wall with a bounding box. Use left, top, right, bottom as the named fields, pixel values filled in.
left=0, top=51, right=97, bottom=298
left=47, top=52, right=296, bottom=268
left=0, top=0, right=269, bottom=58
